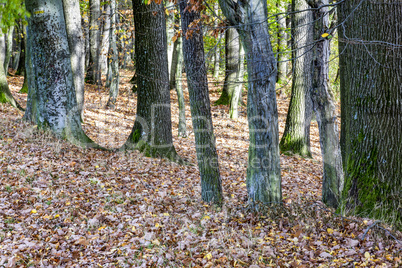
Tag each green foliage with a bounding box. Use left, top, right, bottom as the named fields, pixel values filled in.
left=0, top=0, right=30, bottom=32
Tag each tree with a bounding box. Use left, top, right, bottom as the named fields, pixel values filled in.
left=172, top=17, right=187, bottom=138
left=99, top=4, right=110, bottom=75
left=106, top=0, right=119, bottom=109
left=85, top=0, right=101, bottom=85
left=219, top=0, right=282, bottom=205
left=276, top=0, right=289, bottom=84
left=24, top=0, right=98, bottom=148
left=0, top=31, right=23, bottom=110
left=212, top=2, right=220, bottom=80
left=279, top=0, right=313, bottom=157
left=217, top=28, right=244, bottom=119
left=4, top=26, right=14, bottom=74
left=123, top=0, right=178, bottom=160
left=63, top=0, right=85, bottom=118
left=339, top=0, right=401, bottom=228
left=179, top=0, right=223, bottom=205
left=308, top=0, right=343, bottom=208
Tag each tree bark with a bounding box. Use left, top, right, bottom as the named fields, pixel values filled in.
left=219, top=0, right=282, bottom=205
left=24, top=0, right=100, bottom=148
left=166, top=5, right=175, bottom=79
left=99, top=4, right=110, bottom=75
left=15, top=24, right=26, bottom=76
left=85, top=0, right=101, bottom=85
left=280, top=0, right=313, bottom=158
left=63, top=0, right=85, bottom=119
left=0, top=32, right=22, bottom=110
left=308, top=0, right=343, bottom=209
left=339, top=0, right=402, bottom=228
left=175, top=29, right=186, bottom=138
left=4, top=26, right=14, bottom=75
left=123, top=0, right=178, bottom=160
left=106, top=0, right=119, bottom=109
left=179, top=0, right=223, bottom=205
left=276, top=0, right=288, bottom=84
left=213, top=2, right=220, bottom=80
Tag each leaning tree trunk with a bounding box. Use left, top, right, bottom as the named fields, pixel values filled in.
left=280, top=0, right=313, bottom=157
left=63, top=0, right=85, bottom=119
left=174, top=18, right=186, bottom=138
left=219, top=0, right=282, bottom=205
left=308, top=0, right=343, bottom=209
left=179, top=0, right=223, bottom=205
left=339, top=0, right=402, bottom=228
left=24, top=0, right=100, bottom=149
left=123, top=0, right=178, bottom=160
left=0, top=32, right=23, bottom=110
left=85, top=0, right=101, bottom=85
left=106, top=0, right=119, bottom=109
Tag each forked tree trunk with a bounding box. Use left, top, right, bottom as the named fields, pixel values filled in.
left=124, top=0, right=178, bottom=160
left=308, top=0, right=343, bottom=208
left=24, top=0, right=99, bottom=148
left=179, top=0, right=223, bottom=205
left=339, top=0, right=402, bottom=228
left=280, top=0, right=313, bottom=157
left=219, top=0, right=282, bottom=205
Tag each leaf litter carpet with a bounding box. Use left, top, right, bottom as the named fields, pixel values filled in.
left=0, top=72, right=400, bottom=267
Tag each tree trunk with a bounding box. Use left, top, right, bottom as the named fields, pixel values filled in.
left=123, top=0, right=178, bottom=160
left=276, top=0, right=288, bottom=84
left=11, top=25, right=21, bottom=71
left=99, top=4, right=110, bottom=75
left=24, top=0, right=99, bottom=148
left=280, top=0, right=313, bottom=158
left=106, top=0, right=119, bottom=109
left=85, top=0, right=101, bottom=85
left=179, top=0, right=223, bottom=205
left=339, top=0, right=402, bottom=228
left=4, top=26, right=14, bottom=75
left=229, top=43, right=244, bottom=119
left=219, top=0, right=282, bottom=205
left=166, top=6, right=175, bottom=79
left=0, top=32, right=22, bottom=110
left=212, top=2, right=220, bottom=80
left=63, top=0, right=85, bottom=119
left=169, top=10, right=180, bottom=90
left=308, top=0, right=343, bottom=209
left=175, top=29, right=186, bottom=138
left=15, top=24, right=26, bottom=77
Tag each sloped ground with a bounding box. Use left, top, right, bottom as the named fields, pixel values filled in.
left=0, top=72, right=400, bottom=267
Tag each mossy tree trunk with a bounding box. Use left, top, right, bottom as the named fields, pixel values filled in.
left=106, top=0, right=119, bottom=109
left=0, top=31, right=23, bottom=110
left=4, top=26, right=14, bottom=75
left=339, top=0, right=402, bottom=228
left=219, top=0, right=282, bottom=205
left=308, top=0, right=343, bottom=209
left=123, top=0, right=178, bottom=160
left=179, top=0, right=223, bottom=205
left=280, top=0, right=313, bottom=158
left=215, top=28, right=244, bottom=117
left=24, top=0, right=99, bottom=148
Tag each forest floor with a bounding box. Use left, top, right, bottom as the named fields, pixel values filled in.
left=0, top=70, right=401, bottom=267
